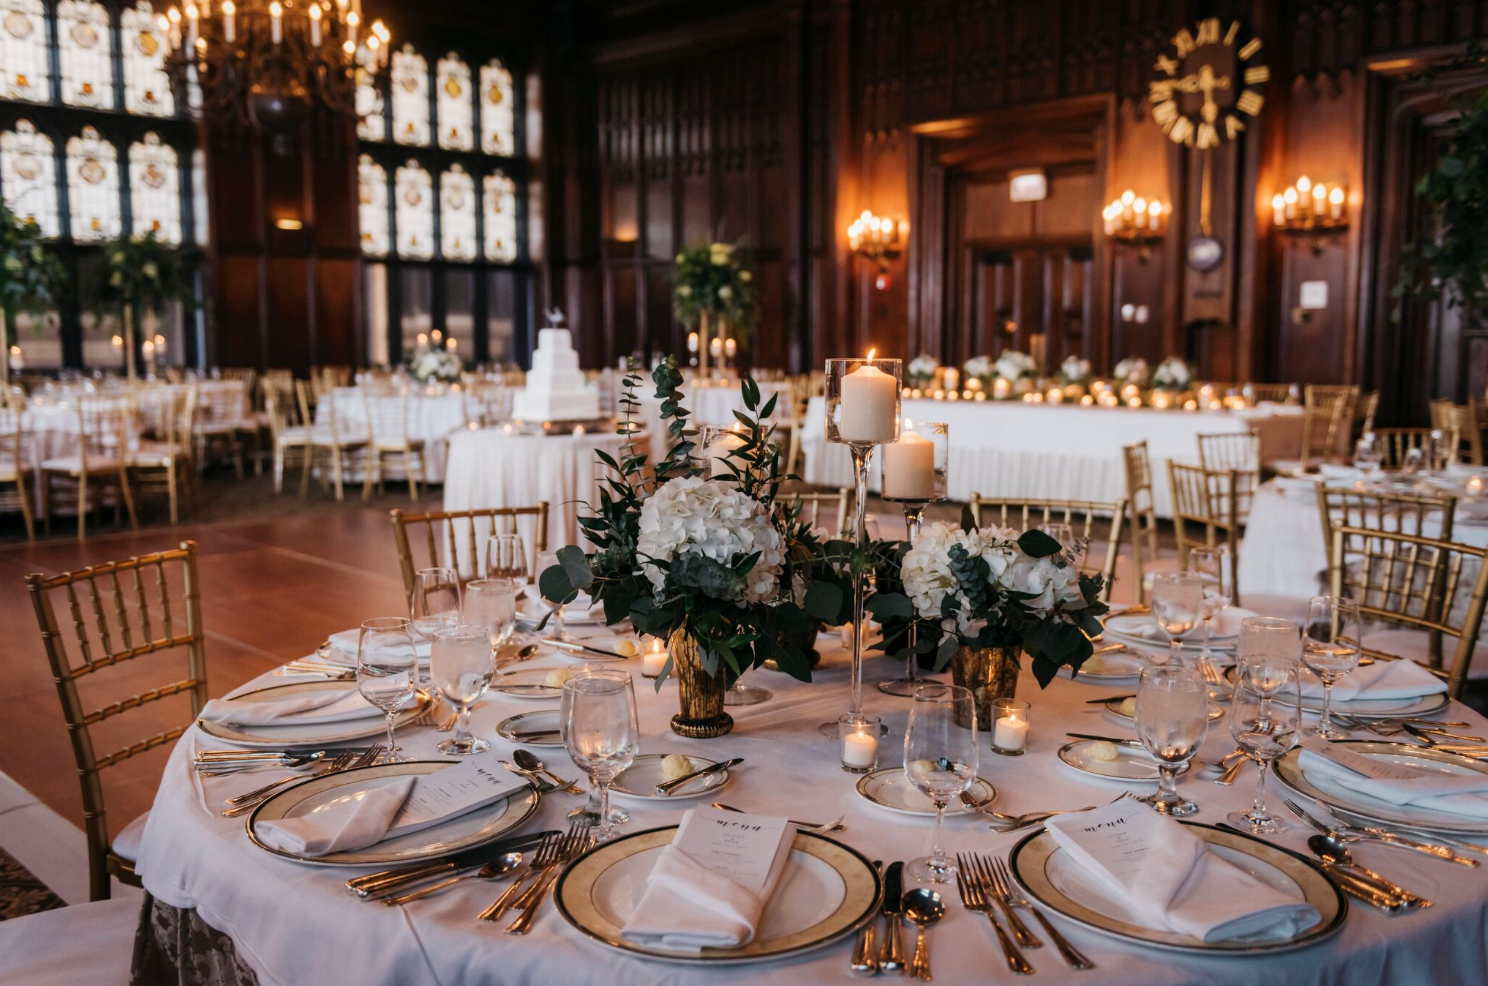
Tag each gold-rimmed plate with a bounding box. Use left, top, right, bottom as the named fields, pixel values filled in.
left=1008, top=822, right=1346, bottom=954
left=1103, top=697, right=1226, bottom=722
left=1274, top=740, right=1488, bottom=835
left=196, top=680, right=430, bottom=749
left=489, top=666, right=572, bottom=699
left=1067, top=650, right=1146, bottom=681
left=246, top=760, right=540, bottom=866
left=611, top=754, right=730, bottom=802
left=1057, top=740, right=1189, bottom=785
left=496, top=709, right=563, bottom=747
left=554, top=825, right=880, bottom=964
left=855, top=767, right=996, bottom=817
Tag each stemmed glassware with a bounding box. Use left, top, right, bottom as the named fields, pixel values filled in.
left=1186, top=546, right=1233, bottom=682
left=463, top=578, right=518, bottom=655
left=1134, top=666, right=1208, bottom=816
left=1354, top=433, right=1383, bottom=481
left=1228, top=651, right=1304, bottom=834
left=1150, top=572, right=1204, bottom=667
left=356, top=617, right=419, bottom=763
left=430, top=624, right=494, bottom=755
left=1302, top=595, right=1361, bottom=739
left=903, top=684, right=978, bottom=883
left=878, top=420, right=948, bottom=697
left=559, top=668, right=640, bottom=843
left=486, top=533, right=529, bottom=585
left=536, top=549, right=578, bottom=640
left=412, top=566, right=462, bottom=650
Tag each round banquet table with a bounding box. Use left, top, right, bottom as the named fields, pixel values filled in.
left=133, top=631, right=1488, bottom=986
left=318, top=386, right=469, bottom=482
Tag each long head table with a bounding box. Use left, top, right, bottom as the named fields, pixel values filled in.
left=802, top=398, right=1303, bottom=518
left=134, top=632, right=1488, bottom=986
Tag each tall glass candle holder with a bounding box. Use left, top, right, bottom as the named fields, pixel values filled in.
left=878, top=420, right=948, bottom=697
left=818, top=354, right=901, bottom=737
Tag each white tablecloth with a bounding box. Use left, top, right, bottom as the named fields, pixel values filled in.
left=135, top=629, right=1488, bottom=986
left=802, top=398, right=1303, bottom=517
left=319, top=387, right=469, bottom=482
left=442, top=426, right=633, bottom=561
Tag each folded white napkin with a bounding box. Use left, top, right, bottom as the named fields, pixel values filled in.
left=1046, top=800, right=1319, bottom=942
left=620, top=808, right=794, bottom=952
left=523, top=583, right=595, bottom=614
left=1297, top=741, right=1488, bottom=819
left=328, top=629, right=431, bottom=664
left=1116, top=607, right=1252, bottom=641
left=254, top=777, right=416, bottom=855
left=199, top=686, right=382, bottom=726
left=1300, top=659, right=1448, bottom=703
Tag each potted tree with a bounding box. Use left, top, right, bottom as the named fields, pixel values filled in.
left=95, top=231, right=191, bottom=382
left=0, top=202, right=65, bottom=388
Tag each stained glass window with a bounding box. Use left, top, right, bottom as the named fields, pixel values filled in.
left=483, top=171, right=517, bottom=262
left=1, top=120, right=59, bottom=237
left=121, top=1, right=173, bottom=116
left=129, top=132, right=180, bottom=243
left=436, top=54, right=474, bottom=151
left=0, top=0, right=51, bottom=104
left=66, top=126, right=121, bottom=241
left=480, top=59, right=515, bottom=157
left=391, top=45, right=430, bottom=147
left=394, top=160, right=433, bottom=259
left=440, top=164, right=476, bottom=261
left=57, top=0, right=115, bottom=110
left=358, top=154, right=389, bottom=257
left=356, top=67, right=385, bottom=142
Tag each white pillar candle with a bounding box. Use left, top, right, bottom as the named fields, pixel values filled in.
left=842, top=731, right=878, bottom=767
left=838, top=363, right=898, bottom=442
left=882, top=429, right=935, bottom=500
left=270, top=1, right=282, bottom=43
left=642, top=640, right=668, bottom=678
left=993, top=377, right=1010, bottom=400
left=707, top=430, right=746, bottom=477
left=943, top=367, right=960, bottom=391
left=993, top=716, right=1028, bottom=751
left=221, top=0, right=234, bottom=41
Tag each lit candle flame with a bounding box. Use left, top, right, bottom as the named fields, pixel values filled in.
left=866, top=348, right=876, bottom=361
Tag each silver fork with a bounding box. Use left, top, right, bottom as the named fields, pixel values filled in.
left=953, top=853, right=1033, bottom=975
left=988, top=856, right=1094, bottom=971
left=1281, top=796, right=1476, bottom=867
left=221, top=745, right=382, bottom=817
left=478, top=831, right=561, bottom=921
left=970, top=854, right=1040, bottom=948
left=507, top=826, right=593, bottom=934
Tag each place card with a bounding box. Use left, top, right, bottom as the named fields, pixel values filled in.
left=383, top=753, right=531, bottom=841
left=671, top=806, right=791, bottom=895
left=1303, top=739, right=1425, bottom=782
left=1044, top=798, right=1163, bottom=897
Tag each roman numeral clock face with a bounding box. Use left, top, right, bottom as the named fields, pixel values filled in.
left=1150, top=18, right=1267, bottom=150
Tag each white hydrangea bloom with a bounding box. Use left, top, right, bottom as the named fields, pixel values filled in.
left=963, top=355, right=993, bottom=379
left=1113, top=357, right=1149, bottom=385
left=993, top=350, right=1037, bottom=380
left=635, top=476, right=785, bottom=604
left=1152, top=356, right=1192, bottom=389
left=908, top=354, right=939, bottom=378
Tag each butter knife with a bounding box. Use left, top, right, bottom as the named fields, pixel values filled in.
left=542, top=637, right=629, bottom=660
left=1065, top=732, right=1145, bottom=749
left=878, top=861, right=906, bottom=974
left=849, top=861, right=883, bottom=975
left=654, top=757, right=743, bottom=795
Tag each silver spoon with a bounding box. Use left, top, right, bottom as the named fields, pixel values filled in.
left=513, top=749, right=583, bottom=794
left=381, top=853, right=523, bottom=906
left=901, top=888, right=944, bottom=981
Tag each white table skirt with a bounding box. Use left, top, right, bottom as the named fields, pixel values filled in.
left=802, top=398, right=1303, bottom=518
left=442, top=426, right=633, bottom=566
left=318, top=388, right=469, bottom=482
left=135, top=630, right=1488, bottom=986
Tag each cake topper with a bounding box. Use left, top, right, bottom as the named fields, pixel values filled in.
left=544, top=307, right=566, bottom=328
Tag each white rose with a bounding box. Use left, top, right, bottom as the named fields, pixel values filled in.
left=717, top=285, right=733, bottom=301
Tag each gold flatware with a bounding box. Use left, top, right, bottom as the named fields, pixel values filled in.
left=877, top=861, right=906, bottom=973
left=988, top=856, right=1094, bottom=971
left=970, top=855, right=1040, bottom=948
left=382, top=854, right=524, bottom=906
left=506, top=826, right=593, bottom=934
left=1084, top=694, right=1134, bottom=705
left=479, top=829, right=564, bottom=921
left=849, top=861, right=882, bottom=975
left=654, top=757, right=742, bottom=795
left=541, top=637, right=629, bottom=660
left=1282, top=796, right=1478, bottom=868
left=347, top=831, right=554, bottom=900
left=223, top=750, right=356, bottom=807
left=1214, top=756, right=1248, bottom=785
left=901, top=888, right=944, bottom=981
left=222, top=746, right=382, bottom=817
left=953, top=853, right=1032, bottom=975
left=1064, top=732, right=1144, bottom=749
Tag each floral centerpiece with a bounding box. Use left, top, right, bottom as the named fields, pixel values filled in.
left=869, top=509, right=1108, bottom=728
left=672, top=241, right=758, bottom=377
left=538, top=358, right=846, bottom=737
left=95, top=231, right=191, bottom=382
left=963, top=355, right=995, bottom=390
left=907, top=354, right=939, bottom=389
left=1151, top=356, right=1193, bottom=392
left=994, top=350, right=1037, bottom=381
left=0, top=203, right=65, bottom=387
left=1059, top=356, right=1092, bottom=387
left=407, top=344, right=463, bottom=383
left=1113, top=356, right=1150, bottom=387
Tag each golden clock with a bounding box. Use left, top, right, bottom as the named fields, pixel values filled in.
left=1150, top=18, right=1268, bottom=149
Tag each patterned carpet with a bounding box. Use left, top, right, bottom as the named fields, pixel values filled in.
left=0, top=845, right=65, bottom=920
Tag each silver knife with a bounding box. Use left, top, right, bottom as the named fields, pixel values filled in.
left=1065, top=732, right=1145, bottom=749
left=654, top=757, right=743, bottom=795
left=542, top=637, right=629, bottom=660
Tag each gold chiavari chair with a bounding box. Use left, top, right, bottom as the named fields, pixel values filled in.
left=1196, top=432, right=1261, bottom=523
left=24, top=540, right=208, bottom=900
left=128, top=385, right=197, bottom=524
left=1351, top=391, right=1380, bottom=447
left=361, top=391, right=430, bottom=501
left=968, top=495, right=1127, bottom=602
left=1298, top=384, right=1358, bottom=468
left=1122, top=441, right=1172, bottom=604
left=193, top=380, right=250, bottom=478
left=789, top=488, right=853, bottom=539
left=783, top=375, right=818, bottom=477
left=1448, top=402, right=1485, bottom=466
left=390, top=504, right=550, bottom=608
left=1246, top=382, right=1294, bottom=404
left=1168, top=462, right=1242, bottom=604
left=40, top=397, right=139, bottom=539
left=0, top=404, right=36, bottom=540
left=296, top=379, right=368, bottom=501
left=1328, top=525, right=1488, bottom=697
left=1369, top=427, right=1435, bottom=469
left=266, top=391, right=309, bottom=494
left=1429, top=398, right=1455, bottom=434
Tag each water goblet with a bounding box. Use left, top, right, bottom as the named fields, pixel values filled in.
left=1354, top=434, right=1383, bottom=481
left=431, top=624, right=494, bottom=755
left=903, top=684, right=978, bottom=883
left=560, top=669, right=640, bottom=843
left=412, top=566, right=462, bottom=647
left=1150, top=572, right=1204, bottom=667
left=1186, top=546, right=1233, bottom=682
left=1237, top=616, right=1302, bottom=697
left=1135, top=666, right=1208, bottom=816
left=1302, top=595, right=1361, bottom=740
left=464, top=578, right=518, bottom=653
left=357, top=617, right=419, bottom=763
left=536, top=550, right=576, bottom=640
left=1227, top=654, right=1303, bottom=834
left=486, top=533, right=529, bottom=587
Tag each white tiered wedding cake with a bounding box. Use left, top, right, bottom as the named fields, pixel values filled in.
left=512, top=314, right=600, bottom=422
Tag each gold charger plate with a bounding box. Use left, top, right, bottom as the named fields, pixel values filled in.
left=246, top=760, right=541, bottom=866
left=1008, top=821, right=1346, bottom=954
left=554, top=825, right=880, bottom=964
left=196, top=680, right=431, bottom=748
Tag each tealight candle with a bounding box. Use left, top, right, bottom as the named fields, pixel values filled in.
left=882, top=427, right=936, bottom=500
left=1468, top=475, right=1484, bottom=497
left=991, top=698, right=1030, bottom=756
left=1047, top=387, right=1063, bottom=404
left=707, top=428, right=746, bottom=478
left=993, top=378, right=1011, bottom=400
left=943, top=367, right=960, bottom=391
left=641, top=639, right=669, bottom=679
left=838, top=359, right=898, bottom=442
left=839, top=713, right=881, bottom=773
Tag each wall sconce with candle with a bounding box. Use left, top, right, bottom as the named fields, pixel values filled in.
left=847, top=210, right=906, bottom=290
left=1102, top=190, right=1167, bottom=261
left=1271, top=175, right=1349, bottom=253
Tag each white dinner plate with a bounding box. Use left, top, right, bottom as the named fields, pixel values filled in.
left=195, top=680, right=430, bottom=749
left=1103, top=698, right=1225, bottom=722
left=1103, top=608, right=1254, bottom=652
left=546, top=635, right=639, bottom=663
left=1068, top=650, right=1147, bottom=681
left=1223, top=666, right=1451, bottom=720
left=246, top=760, right=541, bottom=865
left=854, top=767, right=996, bottom=817
left=495, top=709, right=563, bottom=747
left=1274, top=740, right=1488, bottom=835
left=555, top=826, right=879, bottom=964
left=489, top=666, right=573, bottom=700
left=1057, top=740, right=1188, bottom=785
left=610, top=754, right=731, bottom=802
left=1009, top=823, right=1345, bottom=953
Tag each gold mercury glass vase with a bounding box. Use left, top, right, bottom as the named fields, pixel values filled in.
left=950, top=645, right=1020, bottom=730
left=668, top=627, right=734, bottom=738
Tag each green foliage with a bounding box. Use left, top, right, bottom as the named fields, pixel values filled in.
left=94, top=230, right=193, bottom=327
left=671, top=241, right=759, bottom=344
left=0, top=202, right=65, bottom=334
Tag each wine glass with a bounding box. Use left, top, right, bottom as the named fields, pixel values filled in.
left=430, top=624, right=494, bottom=755
left=1237, top=616, right=1302, bottom=696
left=1228, top=653, right=1304, bottom=834
left=903, top=684, right=978, bottom=883
left=357, top=617, right=419, bottom=763
left=536, top=550, right=576, bottom=640
left=1354, top=434, right=1383, bottom=481
left=1150, top=572, right=1203, bottom=667
left=1186, top=546, right=1233, bottom=682
left=1302, top=595, right=1361, bottom=740
left=412, top=566, right=462, bottom=647
left=1135, top=666, right=1208, bottom=816
left=486, top=533, right=529, bottom=587
left=464, top=578, right=518, bottom=654
left=559, top=669, right=639, bottom=843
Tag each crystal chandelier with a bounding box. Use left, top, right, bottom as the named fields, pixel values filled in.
left=160, top=0, right=390, bottom=145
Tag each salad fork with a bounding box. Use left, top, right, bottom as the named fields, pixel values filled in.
left=1281, top=797, right=1477, bottom=867
left=987, top=856, right=1094, bottom=971
left=969, top=855, right=1040, bottom=948
left=506, top=826, right=594, bottom=934
left=478, top=831, right=561, bottom=921
left=953, top=853, right=1032, bottom=975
